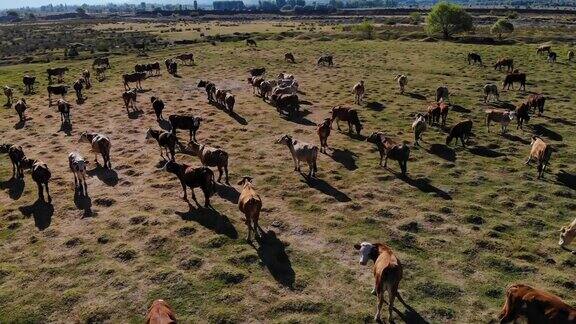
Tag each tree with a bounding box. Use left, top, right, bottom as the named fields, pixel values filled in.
left=76, top=7, right=87, bottom=15
left=491, top=18, right=514, bottom=40
left=353, top=20, right=375, bottom=39
left=426, top=2, right=473, bottom=39
left=409, top=12, right=422, bottom=25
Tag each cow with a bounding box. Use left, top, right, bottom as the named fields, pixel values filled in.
left=93, top=57, right=111, bottom=69
left=181, top=141, right=229, bottom=184
left=163, top=160, right=215, bottom=207
left=536, top=44, right=551, bottom=55
left=435, top=86, right=449, bottom=103
left=57, top=99, right=72, bottom=124
left=47, top=67, right=68, bottom=83
left=246, top=39, right=257, bottom=47
left=238, top=176, right=262, bottom=242
left=395, top=74, right=408, bottom=94
left=317, top=54, right=333, bottom=66
left=73, top=78, right=85, bottom=102
left=317, top=117, right=331, bottom=153
left=122, top=72, right=146, bottom=90
left=526, top=94, right=545, bottom=116
left=8, top=145, right=26, bottom=179
left=412, top=113, right=427, bottom=146
left=23, top=75, right=36, bottom=94
left=367, top=132, right=409, bottom=176
left=446, top=119, right=473, bottom=147
left=47, top=85, right=68, bottom=106
left=352, top=81, right=365, bottom=105
left=82, top=69, right=91, bottom=89
left=467, top=52, right=482, bottom=65
left=426, top=103, right=441, bottom=126
left=515, top=102, right=531, bottom=130
left=197, top=80, right=216, bottom=102
left=547, top=51, right=557, bottom=63
left=169, top=114, right=202, bottom=142
left=145, top=299, right=177, bottom=324
left=248, top=67, right=266, bottom=77
left=145, top=128, right=178, bottom=161
left=485, top=109, right=516, bottom=134
left=276, top=134, right=318, bottom=178
left=526, top=136, right=552, bottom=179
left=151, top=97, right=165, bottom=121
left=559, top=218, right=576, bottom=253
left=483, top=83, right=499, bottom=103
left=122, top=90, right=138, bottom=114
left=175, top=53, right=195, bottom=65
left=14, top=99, right=27, bottom=123
left=21, top=158, right=52, bottom=203
left=79, top=132, right=112, bottom=169
left=503, top=72, right=526, bottom=91
left=494, top=58, right=514, bottom=72
left=499, top=284, right=576, bottom=323
left=3, top=86, right=14, bottom=106
left=68, top=152, right=89, bottom=195
left=284, top=52, right=296, bottom=63
left=331, top=106, right=362, bottom=135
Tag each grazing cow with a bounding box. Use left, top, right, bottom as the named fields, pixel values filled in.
left=317, top=117, right=331, bottom=153
left=47, top=67, right=68, bottom=83
left=494, top=58, right=514, bottom=72
left=485, top=109, right=516, bottom=134
left=515, top=102, right=531, bottom=130
left=412, top=113, right=427, bottom=146
left=367, top=132, right=409, bottom=175
left=352, top=81, right=365, bottom=105
left=526, top=136, right=552, bottom=179
left=246, top=39, right=257, bottom=47
left=151, top=97, right=165, bottom=121
left=168, top=61, right=178, bottom=76
left=8, top=145, right=25, bottom=179
left=225, top=93, right=235, bottom=112
left=435, top=86, right=449, bottom=103
left=467, top=52, right=482, bottom=65
left=197, top=80, right=216, bottom=102
left=317, top=54, right=334, bottom=66
left=247, top=76, right=264, bottom=94
left=503, top=72, right=526, bottom=91
left=483, top=83, right=499, bottom=103
left=214, top=89, right=227, bottom=107
left=169, top=114, right=202, bottom=142
left=331, top=106, right=362, bottom=135
left=79, top=132, right=112, bottom=169
left=569, top=50, right=575, bottom=62
left=182, top=141, right=229, bottom=184
left=272, top=82, right=298, bottom=97
left=238, top=176, right=262, bottom=242
left=145, top=128, right=177, bottom=161
left=277, top=73, right=295, bottom=81
left=14, top=99, right=27, bottom=123
left=73, top=78, right=85, bottom=102
left=284, top=52, right=296, bottom=63
left=163, top=160, right=215, bottom=207
left=47, top=85, right=68, bottom=106
left=355, top=242, right=406, bottom=323
left=175, top=53, right=195, bottom=65
left=536, top=44, right=551, bottom=55
left=92, top=57, right=111, bottom=69
left=439, top=101, right=449, bottom=127
left=276, top=134, right=318, bottom=178
left=426, top=103, right=441, bottom=126
left=122, top=89, right=138, bottom=114
left=526, top=94, right=545, bottom=116
left=258, top=80, right=275, bottom=100
left=547, top=51, right=557, bottom=63
left=395, top=74, right=407, bottom=94
left=499, top=284, right=576, bottom=323
left=95, top=66, right=107, bottom=81
left=21, top=158, right=52, bottom=203
left=68, top=152, right=89, bottom=195
left=148, top=62, right=161, bottom=76
left=145, top=299, right=177, bottom=324
left=57, top=99, right=72, bottom=124
left=271, top=93, right=299, bottom=118
left=559, top=218, right=576, bottom=251
left=122, top=72, right=146, bottom=90
left=3, top=86, right=14, bottom=106
left=446, top=119, right=473, bottom=147
left=82, top=69, right=91, bottom=89
left=248, top=67, right=266, bottom=77
left=23, top=75, right=36, bottom=94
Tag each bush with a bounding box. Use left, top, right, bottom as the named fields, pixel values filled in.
left=410, top=12, right=422, bottom=25
left=491, top=18, right=514, bottom=40
left=426, top=2, right=473, bottom=39
left=352, top=20, right=375, bottom=39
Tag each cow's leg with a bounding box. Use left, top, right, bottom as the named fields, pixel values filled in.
left=180, top=182, right=188, bottom=201
left=224, top=165, right=229, bottom=184
left=37, top=182, right=44, bottom=201
left=45, top=183, right=52, bottom=203
left=201, top=186, right=210, bottom=208
left=388, top=287, right=396, bottom=323
left=217, top=166, right=223, bottom=183
left=461, top=136, right=466, bottom=148
left=336, top=119, right=341, bottom=131
left=246, top=216, right=252, bottom=242
left=374, top=293, right=384, bottom=322
left=384, top=155, right=388, bottom=168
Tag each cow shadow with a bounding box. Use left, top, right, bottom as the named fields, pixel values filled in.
left=286, top=113, right=315, bottom=126
left=469, top=146, right=505, bottom=158
left=502, top=133, right=530, bottom=144
left=366, top=101, right=385, bottom=111
left=254, top=229, right=295, bottom=289
left=228, top=111, right=248, bottom=125
left=556, top=170, right=575, bottom=190
left=451, top=104, right=471, bottom=113
left=128, top=110, right=143, bottom=120
left=428, top=144, right=456, bottom=162
left=176, top=206, right=238, bottom=239
left=400, top=176, right=452, bottom=200
left=299, top=99, right=312, bottom=105
left=329, top=148, right=358, bottom=170
left=532, top=124, right=563, bottom=141
left=216, top=183, right=240, bottom=204
left=59, top=120, right=72, bottom=136
left=87, top=166, right=119, bottom=187
left=14, top=119, right=25, bottom=130
left=489, top=101, right=516, bottom=110
left=302, top=175, right=351, bottom=202
left=406, top=92, right=426, bottom=100
left=18, top=199, right=54, bottom=230
left=542, top=116, right=576, bottom=127
left=74, top=188, right=93, bottom=218
left=388, top=300, right=430, bottom=324
left=76, top=97, right=86, bottom=105
left=0, top=177, right=25, bottom=200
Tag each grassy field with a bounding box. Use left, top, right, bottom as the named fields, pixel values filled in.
left=0, top=21, right=575, bottom=323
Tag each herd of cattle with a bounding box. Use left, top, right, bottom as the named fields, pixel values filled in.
left=1, top=43, right=575, bottom=323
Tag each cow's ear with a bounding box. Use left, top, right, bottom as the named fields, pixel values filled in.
left=354, top=243, right=361, bottom=250
left=85, top=161, right=90, bottom=165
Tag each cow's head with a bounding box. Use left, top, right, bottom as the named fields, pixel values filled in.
left=559, top=225, right=576, bottom=247
left=237, top=176, right=253, bottom=186
left=354, top=242, right=374, bottom=266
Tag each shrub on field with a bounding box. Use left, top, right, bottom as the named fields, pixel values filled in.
left=410, top=12, right=422, bottom=25
left=426, top=2, right=473, bottom=39
left=491, top=18, right=514, bottom=40
left=352, top=20, right=375, bottom=39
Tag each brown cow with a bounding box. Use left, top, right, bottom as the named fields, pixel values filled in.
left=559, top=217, right=576, bottom=253
left=503, top=72, right=526, bottom=91
left=238, top=176, right=262, bottom=242
left=145, top=299, right=177, bottom=324
left=439, top=101, right=449, bottom=127
left=317, top=117, right=331, bottom=153
left=446, top=119, right=473, bottom=147
left=367, top=132, right=409, bottom=175
left=355, top=242, right=407, bottom=323
left=284, top=52, right=296, bottom=63
left=526, top=136, right=552, bottom=179
left=426, top=103, right=441, bottom=126
left=494, top=58, right=514, bottom=72
left=515, top=102, right=531, bottom=130
left=331, top=106, right=362, bottom=135
left=526, top=94, right=545, bottom=116
left=499, top=284, right=576, bottom=323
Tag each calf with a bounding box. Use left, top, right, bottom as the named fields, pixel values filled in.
left=317, top=54, right=333, bottom=66
left=151, top=97, right=165, bottom=121
left=395, top=74, right=407, bottom=94
left=73, top=78, right=85, bottom=102
left=559, top=218, right=576, bottom=252
left=515, top=102, right=530, bottom=130
left=503, top=72, right=526, bottom=91
left=238, top=176, right=262, bottom=242
left=446, top=119, right=473, bottom=147
left=21, top=158, right=52, bottom=203
left=23, top=75, right=36, bottom=94
left=272, top=93, right=299, bottom=118
left=547, top=51, right=557, bottom=63
left=526, top=94, right=545, bottom=116
left=47, top=85, right=68, bottom=106
left=526, top=136, right=552, bottom=179
left=352, top=80, right=365, bottom=105
left=331, top=106, right=362, bottom=135
left=182, top=141, right=229, bottom=184
left=483, top=83, right=499, bottom=103
left=175, top=53, right=195, bottom=65
left=426, top=103, right=441, bottom=126
left=536, top=44, right=551, bottom=55
left=14, top=99, right=28, bottom=123
left=486, top=109, right=516, bottom=134
left=68, top=152, right=89, bottom=195
left=499, top=284, right=576, bottom=323
left=494, top=58, right=514, bottom=72
left=367, top=132, right=409, bottom=175
left=275, top=134, right=318, bottom=178
left=355, top=242, right=406, bottom=323
left=169, top=114, right=202, bottom=142
left=146, top=128, right=177, bottom=161
left=435, top=86, right=449, bottom=103
left=145, top=299, right=177, bottom=324
left=163, top=160, right=215, bottom=207
left=8, top=145, right=25, bottom=179
left=122, top=89, right=138, bottom=114
left=317, top=117, right=331, bottom=153
left=57, top=99, right=72, bottom=124
left=411, top=113, right=427, bottom=146
left=439, top=101, right=449, bottom=126
left=284, top=52, right=296, bottom=63
left=4, top=86, right=14, bottom=106
left=79, top=132, right=112, bottom=169
left=467, top=52, right=482, bottom=65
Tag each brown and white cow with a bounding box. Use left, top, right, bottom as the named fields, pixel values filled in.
left=526, top=136, right=552, bottom=179
left=499, top=284, right=576, bottom=323
left=145, top=299, right=177, bottom=324
left=559, top=218, right=576, bottom=253
left=238, top=176, right=262, bottom=242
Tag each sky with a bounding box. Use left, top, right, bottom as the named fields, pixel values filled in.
left=0, top=1, right=199, bottom=10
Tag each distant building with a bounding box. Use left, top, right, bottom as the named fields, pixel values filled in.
left=213, top=1, right=245, bottom=10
